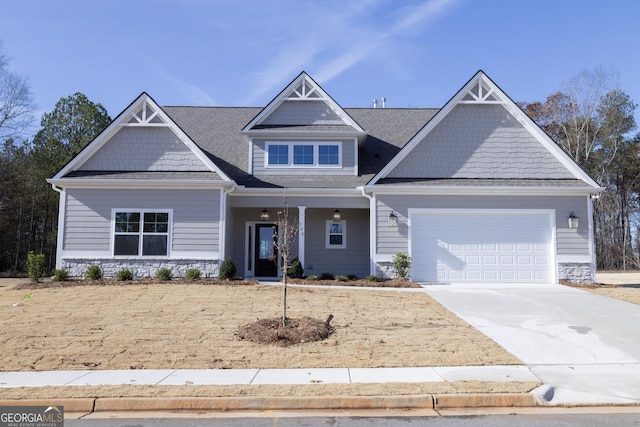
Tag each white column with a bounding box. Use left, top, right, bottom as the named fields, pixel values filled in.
left=298, top=206, right=306, bottom=267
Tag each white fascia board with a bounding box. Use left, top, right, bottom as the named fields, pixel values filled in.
left=241, top=129, right=366, bottom=139
left=364, top=185, right=602, bottom=196
left=241, top=72, right=365, bottom=133
left=46, top=178, right=234, bottom=190
left=367, top=73, right=481, bottom=186
left=232, top=187, right=363, bottom=197
left=368, top=71, right=601, bottom=190
left=53, top=93, right=233, bottom=183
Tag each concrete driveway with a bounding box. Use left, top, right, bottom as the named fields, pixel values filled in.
left=422, top=283, right=640, bottom=405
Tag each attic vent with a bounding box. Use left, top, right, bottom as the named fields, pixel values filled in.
left=124, top=99, right=168, bottom=126
left=288, top=79, right=322, bottom=100
left=460, top=79, right=502, bottom=104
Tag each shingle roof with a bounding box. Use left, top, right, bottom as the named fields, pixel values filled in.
left=163, top=106, right=438, bottom=188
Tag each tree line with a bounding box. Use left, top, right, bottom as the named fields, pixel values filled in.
left=0, top=46, right=638, bottom=274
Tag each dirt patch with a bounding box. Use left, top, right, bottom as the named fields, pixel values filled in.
left=237, top=316, right=334, bottom=346
left=0, top=381, right=540, bottom=400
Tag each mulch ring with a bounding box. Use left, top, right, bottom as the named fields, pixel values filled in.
left=236, top=316, right=334, bottom=347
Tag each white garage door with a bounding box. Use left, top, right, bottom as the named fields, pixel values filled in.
left=411, top=210, right=553, bottom=283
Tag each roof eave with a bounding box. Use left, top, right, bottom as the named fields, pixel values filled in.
left=364, top=184, right=604, bottom=196
left=47, top=178, right=234, bottom=190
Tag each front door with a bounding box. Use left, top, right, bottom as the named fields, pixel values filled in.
left=255, top=224, right=278, bottom=277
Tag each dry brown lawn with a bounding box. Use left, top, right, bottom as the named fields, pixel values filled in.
left=1, top=279, right=518, bottom=371
left=568, top=283, right=640, bottom=305
left=0, top=278, right=540, bottom=399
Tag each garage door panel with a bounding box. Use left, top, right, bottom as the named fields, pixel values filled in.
left=411, top=211, right=553, bottom=283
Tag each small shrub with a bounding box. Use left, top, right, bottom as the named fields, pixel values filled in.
left=85, top=265, right=102, bottom=280
left=319, top=272, right=335, bottom=280
left=366, top=275, right=381, bottom=282
left=287, top=257, right=304, bottom=278
left=219, top=257, right=237, bottom=279
left=185, top=268, right=201, bottom=280
left=117, top=268, right=133, bottom=281
left=156, top=267, right=173, bottom=281
left=335, top=275, right=348, bottom=282
left=53, top=269, right=69, bottom=282
left=27, top=252, right=46, bottom=282
left=307, top=274, right=318, bottom=281
left=392, top=253, right=412, bottom=280
left=347, top=274, right=358, bottom=281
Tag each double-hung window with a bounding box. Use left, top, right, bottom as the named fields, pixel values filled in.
left=326, top=220, right=346, bottom=249
left=266, top=142, right=341, bottom=167
left=113, top=210, right=171, bottom=256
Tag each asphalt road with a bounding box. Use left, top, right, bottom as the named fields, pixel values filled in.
left=67, top=412, right=640, bottom=426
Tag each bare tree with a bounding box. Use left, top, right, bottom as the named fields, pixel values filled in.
left=272, top=199, right=298, bottom=326
left=0, top=43, right=35, bottom=139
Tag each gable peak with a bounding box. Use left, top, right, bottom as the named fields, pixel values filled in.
left=123, top=94, right=168, bottom=126
left=459, top=71, right=504, bottom=104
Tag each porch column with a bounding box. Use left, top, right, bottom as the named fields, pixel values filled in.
left=298, top=206, right=306, bottom=267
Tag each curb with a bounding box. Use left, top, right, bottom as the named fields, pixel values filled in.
left=1, top=393, right=537, bottom=412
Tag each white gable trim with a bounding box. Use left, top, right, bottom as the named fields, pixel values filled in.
left=241, top=71, right=365, bottom=133
left=52, top=93, right=232, bottom=182
left=368, top=71, right=602, bottom=190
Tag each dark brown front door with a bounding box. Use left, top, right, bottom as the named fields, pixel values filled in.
left=255, top=224, right=278, bottom=277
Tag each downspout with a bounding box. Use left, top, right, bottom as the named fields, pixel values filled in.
left=219, top=183, right=237, bottom=264
left=589, top=192, right=600, bottom=283
left=359, top=186, right=376, bottom=277
left=49, top=183, right=65, bottom=270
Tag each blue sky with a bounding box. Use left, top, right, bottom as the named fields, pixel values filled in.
left=2, top=0, right=639, bottom=134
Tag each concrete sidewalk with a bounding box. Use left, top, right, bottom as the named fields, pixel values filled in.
left=0, top=366, right=543, bottom=413
left=0, top=365, right=538, bottom=387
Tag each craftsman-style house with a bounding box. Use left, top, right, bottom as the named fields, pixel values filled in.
left=48, top=71, right=602, bottom=284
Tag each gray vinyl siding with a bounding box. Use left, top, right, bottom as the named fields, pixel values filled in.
left=64, top=188, right=221, bottom=254
left=387, top=104, right=575, bottom=179
left=305, top=208, right=369, bottom=278
left=252, top=139, right=356, bottom=176
left=79, top=127, right=209, bottom=171
left=262, top=100, right=344, bottom=125
left=376, top=194, right=589, bottom=256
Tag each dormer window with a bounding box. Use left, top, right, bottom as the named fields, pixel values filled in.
left=266, top=141, right=341, bottom=168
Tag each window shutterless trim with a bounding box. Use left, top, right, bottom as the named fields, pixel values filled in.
left=111, top=208, right=173, bottom=257
left=265, top=141, right=342, bottom=168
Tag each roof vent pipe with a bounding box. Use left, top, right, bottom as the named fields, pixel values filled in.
left=381, top=97, right=386, bottom=108
left=373, top=99, right=377, bottom=108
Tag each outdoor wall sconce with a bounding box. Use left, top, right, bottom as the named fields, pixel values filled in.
left=388, top=211, right=398, bottom=226
left=568, top=212, right=579, bottom=229
left=260, top=209, right=270, bottom=221
left=333, top=209, right=342, bottom=222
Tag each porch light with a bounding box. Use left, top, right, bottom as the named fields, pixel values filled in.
left=332, top=209, right=342, bottom=222
left=388, top=211, right=398, bottom=227
left=260, top=209, right=270, bottom=221
left=568, top=212, right=579, bottom=229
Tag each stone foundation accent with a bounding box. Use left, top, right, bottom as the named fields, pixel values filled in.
left=557, top=262, right=593, bottom=285
left=375, top=262, right=396, bottom=280
left=61, top=258, right=219, bottom=279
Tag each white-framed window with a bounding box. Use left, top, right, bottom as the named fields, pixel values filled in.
left=112, top=209, right=172, bottom=256
left=266, top=141, right=342, bottom=167
left=326, top=220, right=346, bottom=249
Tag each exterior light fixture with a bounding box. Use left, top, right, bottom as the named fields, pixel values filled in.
left=388, top=211, right=398, bottom=227
left=332, top=209, right=342, bottom=222
left=568, top=212, right=579, bottom=229
left=260, top=209, right=270, bottom=221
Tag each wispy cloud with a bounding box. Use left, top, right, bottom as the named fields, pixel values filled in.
left=241, top=0, right=461, bottom=104
left=143, top=57, right=216, bottom=106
